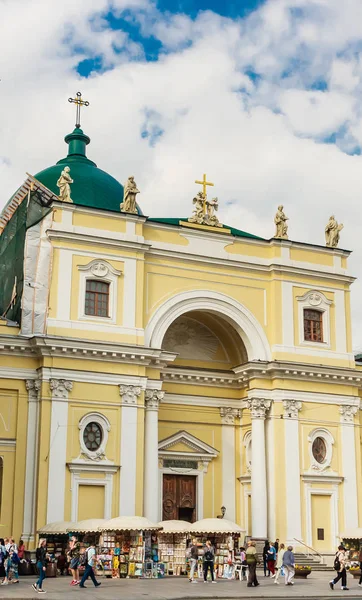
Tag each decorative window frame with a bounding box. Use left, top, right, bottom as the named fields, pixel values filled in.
left=79, top=412, right=111, bottom=461
left=78, top=259, right=122, bottom=324
left=308, top=428, right=334, bottom=472
left=243, top=431, right=252, bottom=473
left=297, top=290, right=332, bottom=348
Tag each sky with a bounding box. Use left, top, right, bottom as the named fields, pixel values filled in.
left=1, top=0, right=362, bottom=349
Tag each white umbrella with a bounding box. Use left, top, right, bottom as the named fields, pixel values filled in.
left=100, top=516, right=160, bottom=531
left=38, top=521, right=76, bottom=534
left=188, top=518, right=245, bottom=534
left=67, top=519, right=107, bottom=533
left=157, top=520, right=190, bottom=534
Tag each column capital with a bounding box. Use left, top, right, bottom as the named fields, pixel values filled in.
left=145, top=389, right=165, bottom=410
left=220, top=407, right=241, bottom=425
left=119, top=384, right=142, bottom=405
left=339, top=404, right=358, bottom=423
left=49, top=379, right=73, bottom=399
left=247, top=398, right=271, bottom=419
left=26, top=379, right=41, bottom=395
left=283, top=399, right=302, bottom=419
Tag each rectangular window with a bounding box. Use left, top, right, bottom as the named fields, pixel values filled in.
left=317, top=528, right=324, bottom=541
left=304, top=309, right=323, bottom=342
left=85, top=280, right=110, bottom=318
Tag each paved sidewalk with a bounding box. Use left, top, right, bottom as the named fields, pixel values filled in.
left=0, top=571, right=361, bottom=600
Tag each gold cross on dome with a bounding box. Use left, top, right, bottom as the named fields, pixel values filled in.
left=195, top=173, right=214, bottom=198
left=68, top=92, right=90, bottom=128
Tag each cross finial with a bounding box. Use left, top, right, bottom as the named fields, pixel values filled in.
left=68, top=92, right=90, bottom=129
left=195, top=173, right=214, bottom=198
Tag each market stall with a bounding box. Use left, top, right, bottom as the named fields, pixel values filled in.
left=188, top=518, right=245, bottom=580
left=340, top=529, right=362, bottom=559
left=157, top=520, right=190, bottom=576
left=99, top=516, right=161, bottom=578
left=38, top=521, right=77, bottom=577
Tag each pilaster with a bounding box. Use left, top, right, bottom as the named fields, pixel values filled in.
left=340, top=404, right=359, bottom=529
left=22, top=380, right=41, bottom=543
left=46, top=379, right=73, bottom=523
left=247, top=398, right=270, bottom=538
left=283, top=399, right=302, bottom=544
left=119, top=384, right=142, bottom=515
left=144, top=390, right=164, bottom=522
left=220, top=407, right=240, bottom=521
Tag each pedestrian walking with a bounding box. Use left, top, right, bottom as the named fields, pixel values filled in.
left=283, top=545, right=295, bottom=586
left=358, top=546, right=362, bottom=587
left=274, top=543, right=285, bottom=584
left=67, top=535, right=81, bottom=586
left=0, top=538, right=6, bottom=581
left=329, top=545, right=349, bottom=591
left=267, top=542, right=276, bottom=576
left=239, top=546, right=247, bottom=580
left=79, top=543, right=101, bottom=589
left=203, top=540, right=216, bottom=583
left=32, top=538, right=47, bottom=594
left=246, top=540, right=259, bottom=587
left=1, top=538, right=19, bottom=585
left=262, top=541, right=270, bottom=576
left=188, top=538, right=198, bottom=583
left=274, top=539, right=279, bottom=554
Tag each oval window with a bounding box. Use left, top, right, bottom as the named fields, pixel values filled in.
left=312, top=436, right=327, bottom=464
left=83, top=422, right=103, bottom=451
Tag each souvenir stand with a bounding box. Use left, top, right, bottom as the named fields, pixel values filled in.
left=38, top=521, right=77, bottom=577
left=188, top=518, right=245, bottom=580
left=99, top=516, right=161, bottom=578
left=157, top=520, right=190, bottom=576
left=340, top=528, right=362, bottom=563
left=67, top=519, right=107, bottom=576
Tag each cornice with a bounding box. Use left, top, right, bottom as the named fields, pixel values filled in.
left=53, top=201, right=147, bottom=224
left=47, top=229, right=151, bottom=253
left=146, top=248, right=354, bottom=284
left=0, top=335, right=177, bottom=367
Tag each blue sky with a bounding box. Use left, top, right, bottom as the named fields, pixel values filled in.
left=3, top=0, right=362, bottom=343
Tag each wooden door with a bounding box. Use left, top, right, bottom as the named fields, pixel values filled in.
left=162, top=475, right=196, bottom=521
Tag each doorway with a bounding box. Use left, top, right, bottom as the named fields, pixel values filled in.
left=162, top=474, right=196, bottom=522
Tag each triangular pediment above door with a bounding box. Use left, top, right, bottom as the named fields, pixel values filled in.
left=158, top=430, right=219, bottom=459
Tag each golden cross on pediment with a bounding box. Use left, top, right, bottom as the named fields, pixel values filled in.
left=195, top=173, right=214, bottom=198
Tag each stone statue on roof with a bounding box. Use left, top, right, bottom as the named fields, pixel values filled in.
left=189, top=192, right=205, bottom=225
left=274, top=205, right=288, bottom=239
left=325, top=215, right=343, bottom=248
left=205, top=197, right=222, bottom=227
left=57, top=166, right=73, bottom=203
left=121, top=176, right=139, bottom=214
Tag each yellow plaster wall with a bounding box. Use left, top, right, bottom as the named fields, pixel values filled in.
left=290, top=248, right=334, bottom=267
left=78, top=485, right=105, bottom=520
left=224, top=241, right=280, bottom=259
left=143, top=226, right=189, bottom=246
left=73, top=212, right=127, bottom=233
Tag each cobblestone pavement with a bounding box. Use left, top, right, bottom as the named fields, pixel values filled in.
left=0, top=571, right=361, bottom=600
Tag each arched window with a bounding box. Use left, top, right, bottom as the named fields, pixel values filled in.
left=85, top=280, right=110, bottom=318
left=304, top=309, right=323, bottom=342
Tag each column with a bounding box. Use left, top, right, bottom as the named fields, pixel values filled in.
left=340, top=404, right=359, bottom=529
left=22, top=380, right=41, bottom=543
left=119, top=385, right=141, bottom=516
left=144, top=390, right=164, bottom=522
left=283, top=399, right=302, bottom=545
left=47, top=379, right=73, bottom=523
left=248, top=398, right=270, bottom=538
left=220, top=407, right=240, bottom=522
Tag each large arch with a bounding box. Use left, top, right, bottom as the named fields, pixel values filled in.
left=145, top=290, right=271, bottom=362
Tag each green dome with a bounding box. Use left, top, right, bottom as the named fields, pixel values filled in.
left=35, top=128, right=142, bottom=215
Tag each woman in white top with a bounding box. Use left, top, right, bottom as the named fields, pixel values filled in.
left=274, top=543, right=285, bottom=584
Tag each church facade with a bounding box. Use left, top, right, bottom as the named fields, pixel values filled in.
left=0, top=119, right=361, bottom=557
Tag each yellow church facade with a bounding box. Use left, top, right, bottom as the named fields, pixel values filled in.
left=0, top=122, right=361, bottom=560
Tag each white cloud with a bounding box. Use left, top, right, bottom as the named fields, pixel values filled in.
left=2, top=0, right=362, bottom=348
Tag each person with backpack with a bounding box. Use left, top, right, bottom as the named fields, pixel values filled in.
left=1, top=538, right=19, bottom=585
left=203, top=540, right=216, bottom=584
left=32, top=538, right=47, bottom=594
left=67, top=536, right=81, bottom=586
left=188, top=538, right=198, bottom=583
left=79, top=543, right=101, bottom=589
left=329, top=545, right=349, bottom=591
left=262, top=541, right=270, bottom=576
left=245, top=540, right=259, bottom=587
